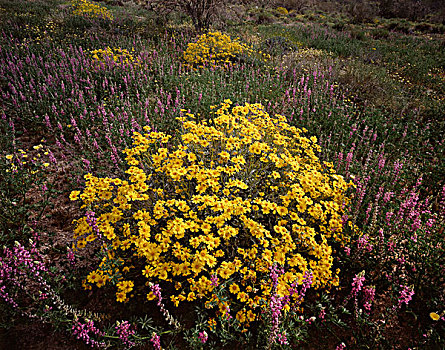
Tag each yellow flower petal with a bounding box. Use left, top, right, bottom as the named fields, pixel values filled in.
left=430, top=312, right=440, bottom=321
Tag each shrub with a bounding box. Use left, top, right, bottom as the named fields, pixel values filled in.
left=275, top=0, right=308, bottom=13
left=183, top=31, right=268, bottom=68
left=275, top=7, right=289, bottom=16
left=90, top=47, right=139, bottom=67
left=71, top=100, right=353, bottom=328
left=71, top=0, right=114, bottom=21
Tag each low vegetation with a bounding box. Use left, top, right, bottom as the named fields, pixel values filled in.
left=0, top=0, right=444, bottom=348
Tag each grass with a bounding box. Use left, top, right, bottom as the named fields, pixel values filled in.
left=0, top=0, right=444, bottom=349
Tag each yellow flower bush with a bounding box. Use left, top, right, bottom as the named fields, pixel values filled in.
left=275, top=7, right=289, bottom=16
left=90, top=47, right=139, bottom=67
left=183, top=31, right=269, bottom=69
left=71, top=0, right=114, bottom=21
left=72, top=100, right=352, bottom=324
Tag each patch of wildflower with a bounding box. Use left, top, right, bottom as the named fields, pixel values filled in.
left=149, top=282, right=181, bottom=329
left=268, top=264, right=289, bottom=345
left=362, top=285, right=375, bottom=313
left=332, top=181, right=445, bottom=348
left=67, top=247, right=76, bottom=265
left=72, top=318, right=106, bottom=348
left=0, top=234, right=108, bottom=347
left=150, top=332, right=161, bottom=350
left=289, top=269, right=313, bottom=308
left=198, top=330, right=208, bottom=343
left=2, top=146, right=53, bottom=244
left=72, top=100, right=353, bottom=325
left=90, top=47, right=140, bottom=68
left=336, top=343, right=347, bottom=350
left=397, top=284, right=415, bottom=308
left=183, top=31, right=269, bottom=69
left=71, top=0, right=113, bottom=21
left=115, top=321, right=136, bottom=347
left=343, top=270, right=366, bottom=318
left=4, top=145, right=50, bottom=173
left=0, top=239, right=48, bottom=310
left=275, top=7, right=289, bottom=16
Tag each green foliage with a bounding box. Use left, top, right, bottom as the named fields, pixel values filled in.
left=0, top=146, right=54, bottom=245
left=261, top=35, right=300, bottom=56
left=0, top=0, right=444, bottom=348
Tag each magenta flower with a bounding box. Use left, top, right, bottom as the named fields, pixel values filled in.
left=398, top=285, right=414, bottom=308
left=115, top=321, right=136, bottom=347
left=351, top=271, right=365, bottom=297
left=150, top=332, right=161, bottom=350
left=198, top=331, right=208, bottom=344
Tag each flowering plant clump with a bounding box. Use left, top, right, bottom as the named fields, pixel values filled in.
left=1, top=145, right=54, bottom=244
left=275, top=7, right=289, bottom=16
left=71, top=100, right=352, bottom=326
left=71, top=0, right=114, bottom=21
left=90, top=47, right=139, bottom=68
left=183, top=31, right=269, bottom=69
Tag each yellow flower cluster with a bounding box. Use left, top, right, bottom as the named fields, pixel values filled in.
left=71, top=0, right=113, bottom=21
left=5, top=145, right=50, bottom=173
left=90, top=47, right=139, bottom=67
left=72, top=100, right=352, bottom=324
left=275, top=7, right=289, bottom=16
left=183, top=31, right=269, bottom=69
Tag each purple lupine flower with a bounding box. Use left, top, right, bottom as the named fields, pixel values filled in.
left=150, top=332, right=161, bottom=350
left=67, top=248, right=76, bottom=265
left=210, top=274, right=219, bottom=287
left=198, top=331, right=208, bottom=344
left=115, top=321, right=136, bottom=347
left=72, top=319, right=105, bottom=347
left=397, top=285, right=414, bottom=308
left=363, top=286, right=376, bottom=312
left=351, top=272, right=365, bottom=297
left=149, top=283, right=180, bottom=328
